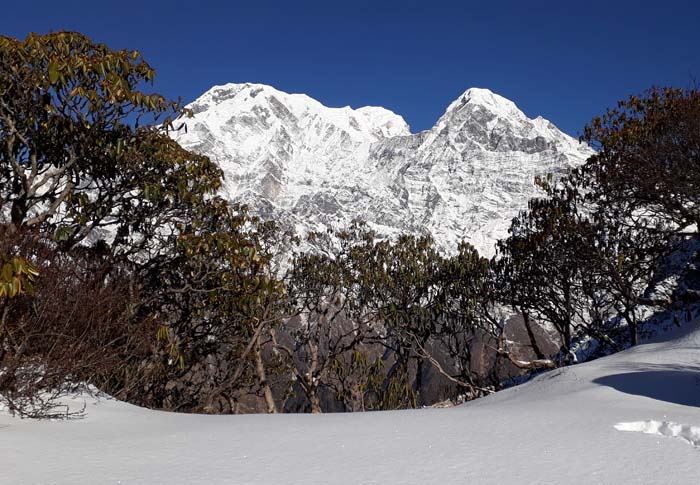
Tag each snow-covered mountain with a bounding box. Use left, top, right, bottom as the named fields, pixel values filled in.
left=172, top=83, right=594, bottom=256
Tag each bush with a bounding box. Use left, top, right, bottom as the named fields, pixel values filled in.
left=0, top=229, right=150, bottom=417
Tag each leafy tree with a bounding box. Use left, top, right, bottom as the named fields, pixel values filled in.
left=281, top=228, right=378, bottom=413
left=0, top=32, right=289, bottom=416
left=0, top=32, right=221, bottom=256
left=427, top=242, right=501, bottom=397
left=581, top=87, right=700, bottom=236
left=584, top=198, right=671, bottom=346
left=570, top=88, right=700, bottom=345
left=129, top=200, right=288, bottom=413
left=283, top=228, right=495, bottom=411
left=496, top=190, right=600, bottom=362
left=362, top=234, right=445, bottom=407
left=499, top=87, right=691, bottom=354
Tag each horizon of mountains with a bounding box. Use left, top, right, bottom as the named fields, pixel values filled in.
left=172, top=82, right=594, bottom=256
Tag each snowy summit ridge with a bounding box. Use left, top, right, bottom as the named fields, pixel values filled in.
left=173, top=83, right=594, bottom=256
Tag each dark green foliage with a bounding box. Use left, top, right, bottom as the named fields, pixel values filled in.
left=0, top=32, right=222, bottom=255
left=284, top=226, right=501, bottom=411
left=496, top=189, right=598, bottom=359
left=0, top=32, right=280, bottom=416
left=581, top=88, right=700, bottom=233
left=497, top=88, right=700, bottom=356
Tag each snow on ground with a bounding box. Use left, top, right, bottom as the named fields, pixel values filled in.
left=2, top=322, right=700, bottom=484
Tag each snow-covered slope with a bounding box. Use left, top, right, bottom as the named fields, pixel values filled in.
left=172, top=83, right=594, bottom=256
left=4, top=322, right=699, bottom=484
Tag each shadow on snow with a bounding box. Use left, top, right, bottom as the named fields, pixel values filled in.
left=594, top=369, right=700, bottom=407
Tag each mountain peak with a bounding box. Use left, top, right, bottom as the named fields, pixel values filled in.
left=462, top=87, right=519, bottom=110
left=186, top=82, right=410, bottom=140
left=440, top=87, right=524, bottom=122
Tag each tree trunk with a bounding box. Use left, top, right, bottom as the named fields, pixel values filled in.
left=414, top=357, right=424, bottom=405
left=560, top=323, right=573, bottom=365
left=253, top=336, right=277, bottom=414
left=625, top=313, right=638, bottom=346
left=309, top=385, right=322, bottom=414
left=521, top=311, right=545, bottom=360
left=10, top=195, right=26, bottom=228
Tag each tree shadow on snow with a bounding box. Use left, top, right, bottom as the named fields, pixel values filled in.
left=594, top=370, right=700, bottom=407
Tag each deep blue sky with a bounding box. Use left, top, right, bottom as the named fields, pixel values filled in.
left=3, top=1, right=699, bottom=136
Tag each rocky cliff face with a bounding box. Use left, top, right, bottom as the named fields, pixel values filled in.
left=172, top=83, right=593, bottom=256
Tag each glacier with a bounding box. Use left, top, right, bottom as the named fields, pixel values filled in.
left=172, top=82, right=594, bottom=256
